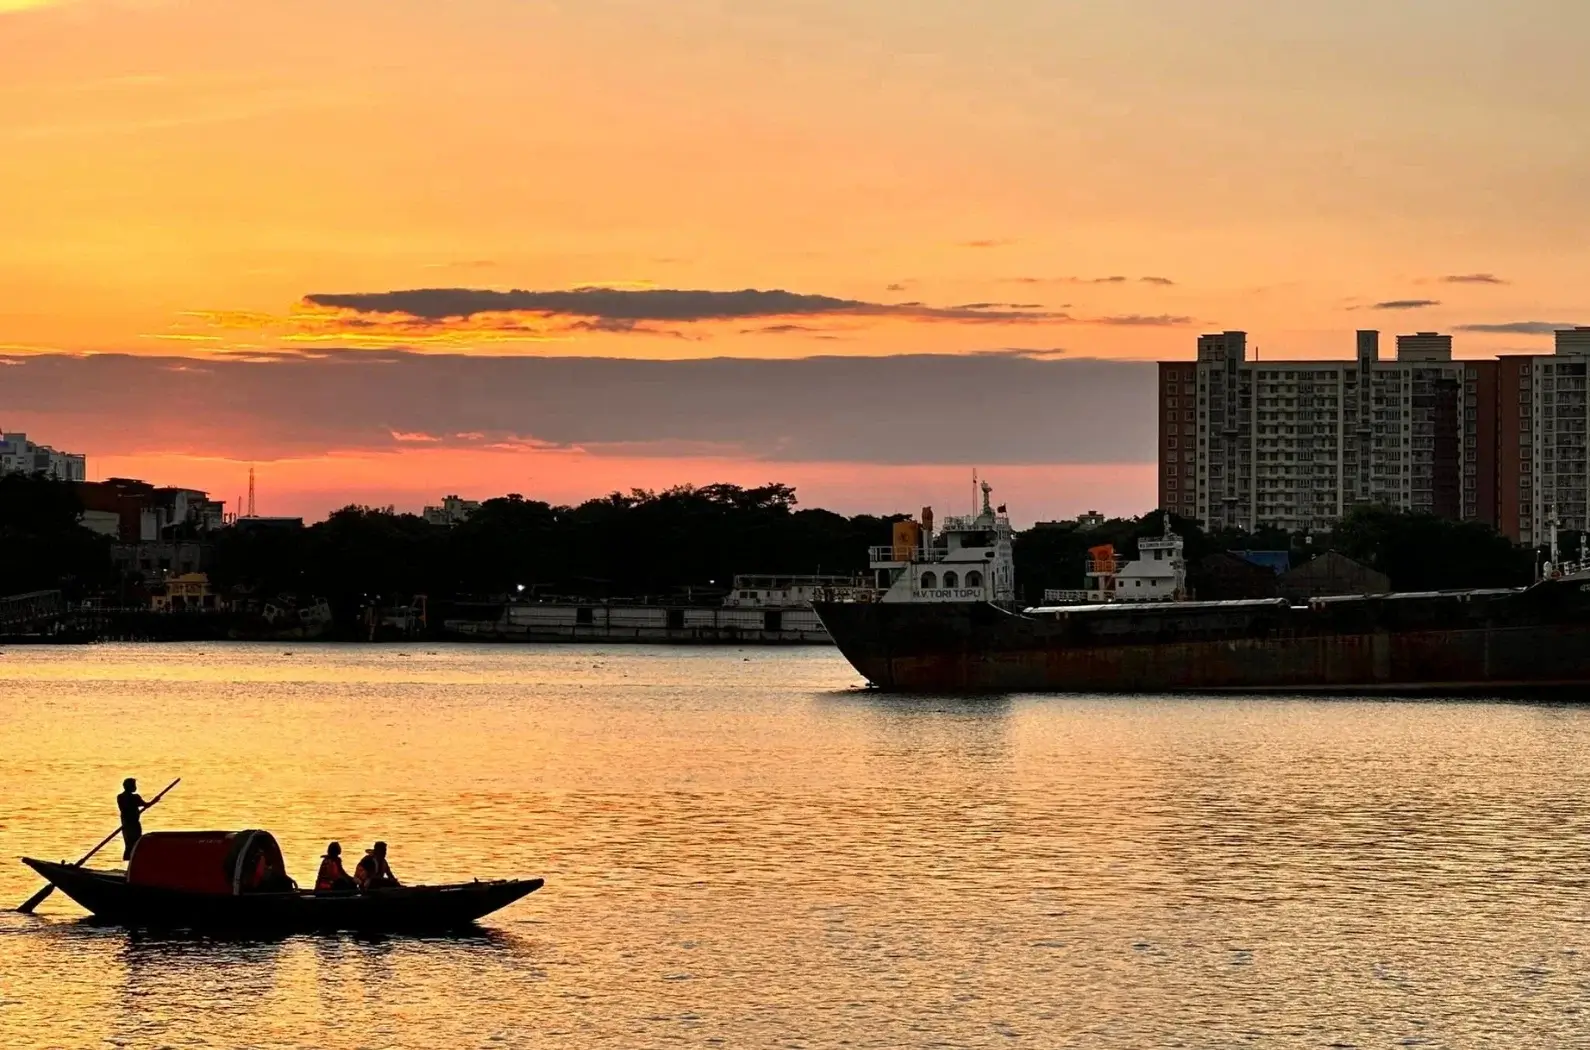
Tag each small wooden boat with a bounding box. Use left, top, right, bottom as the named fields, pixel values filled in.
left=22, top=830, right=542, bottom=933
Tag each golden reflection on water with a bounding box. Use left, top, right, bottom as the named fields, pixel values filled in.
left=3, top=644, right=1590, bottom=1047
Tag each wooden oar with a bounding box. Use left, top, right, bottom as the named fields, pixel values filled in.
left=16, top=777, right=180, bottom=914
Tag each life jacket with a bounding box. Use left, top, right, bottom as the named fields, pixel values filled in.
left=316, top=855, right=348, bottom=891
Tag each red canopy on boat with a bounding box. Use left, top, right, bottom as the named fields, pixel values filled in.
left=127, top=830, right=288, bottom=896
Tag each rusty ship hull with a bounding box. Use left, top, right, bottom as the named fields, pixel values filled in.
left=814, top=581, right=1590, bottom=694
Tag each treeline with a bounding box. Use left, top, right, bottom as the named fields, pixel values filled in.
left=0, top=473, right=114, bottom=597
left=1014, top=506, right=1535, bottom=601
left=0, top=474, right=1548, bottom=610
left=212, top=484, right=899, bottom=618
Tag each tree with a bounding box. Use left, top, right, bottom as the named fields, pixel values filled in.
left=0, top=474, right=113, bottom=597
left=1325, top=506, right=1531, bottom=590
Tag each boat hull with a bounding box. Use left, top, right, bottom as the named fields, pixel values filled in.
left=22, top=859, right=542, bottom=932
left=814, top=582, right=1590, bottom=694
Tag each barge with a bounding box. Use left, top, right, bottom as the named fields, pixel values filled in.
left=445, top=575, right=874, bottom=644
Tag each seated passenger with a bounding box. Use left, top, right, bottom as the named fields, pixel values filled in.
left=315, top=842, right=358, bottom=893
left=355, top=841, right=400, bottom=890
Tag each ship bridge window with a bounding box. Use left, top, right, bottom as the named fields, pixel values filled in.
left=920, top=571, right=937, bottom=589
left=943, top=571, right=959, bottom=588
left=966, top=570, right=983, bottom=588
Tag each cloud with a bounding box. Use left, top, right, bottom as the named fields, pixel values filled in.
left=739, top=323, right=831, bottom=336
left=421, top=259, right=499, bottom=271
left=1001, top=275, right=1172, bottom=286
left=0, top=350, right=1156, bottom=467
left=1092, top=314, right=1195, bottom=327
left=966, top=348, right=1070, bottom=359
left=302, top=286, right=1065, bottom=326
left=949, top=302, right=1047, bottom=311
left=958, top=239, right=1015, bottom=248
left=1456, top=321, right=1580, bottom=335
left=1371, top=299, right=1441, bottom=310
left=1440, top=273, right=1508, bottom=285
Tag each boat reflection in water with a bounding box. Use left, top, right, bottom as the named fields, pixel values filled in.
left=23, top=830, right=542, bottom=934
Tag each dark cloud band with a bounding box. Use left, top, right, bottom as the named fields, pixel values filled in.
left=303, top=286, right=1064, bottom=324
left=1371, top=299, right=1441, bottom=310
left=1456, top=321, right=1580, bottom=334
left=0, top=350, right=1156, bottom=467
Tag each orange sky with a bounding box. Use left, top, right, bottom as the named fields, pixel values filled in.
left=2, top=0, right=1588, bottom=519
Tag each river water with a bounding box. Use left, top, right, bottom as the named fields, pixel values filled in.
left=2, top=644, right=1590, bottom=1048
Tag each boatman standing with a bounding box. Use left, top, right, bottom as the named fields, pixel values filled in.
left=116, top=778, right=148, bottom=860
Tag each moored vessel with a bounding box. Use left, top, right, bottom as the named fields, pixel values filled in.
left=814, top=489, right=1590, bottom=694
left=444, top=574, right=877, bottom=644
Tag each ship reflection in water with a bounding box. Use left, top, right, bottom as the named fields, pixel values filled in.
left=4, top=644, right=1590, bottom=1048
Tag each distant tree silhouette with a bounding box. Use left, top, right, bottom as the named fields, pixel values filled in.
left=0, top=476, right=1547, bottom=619
left=0, top=474, right=112, bottom=597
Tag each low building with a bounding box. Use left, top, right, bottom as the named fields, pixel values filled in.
left=1277, top=551, right=1390, bottom=601
left=233, top=516, right=305, bottom=532
left=1191, top=552, right=1281, bottom=601
left=150, top=573, right=224, bottom=612
left=423, top=495, right=481, bottom=526
left=112, top=541, right=212, bottom=578
left=79, top=478, right=227, bottom=543
left=0, top=432, right=85, bottom=482
left=79, top=509, right=122, bottom=538
left=1075, top=510, right=1107, bottom=531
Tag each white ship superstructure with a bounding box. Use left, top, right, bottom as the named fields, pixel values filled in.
left=1042, top=518, right=1188, bottom=605
left=868, top=482, right=1015, bottom=604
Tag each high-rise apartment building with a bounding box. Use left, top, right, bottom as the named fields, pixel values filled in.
left=1491, top=328, right=1590, bottom=543
left=1159, top=330, right=1497, bottom=534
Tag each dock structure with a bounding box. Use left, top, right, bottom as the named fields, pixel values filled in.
left=0, top=590, right=64, bottom=634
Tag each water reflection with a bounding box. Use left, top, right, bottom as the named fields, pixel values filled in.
left=5, top=645, right=1590, bottom=1048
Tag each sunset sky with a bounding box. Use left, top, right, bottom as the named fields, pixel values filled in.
left=3, top=0, right=1587, bottom=521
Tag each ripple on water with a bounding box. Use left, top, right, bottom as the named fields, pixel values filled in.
left=2, top=645, right=1590, bottom=1047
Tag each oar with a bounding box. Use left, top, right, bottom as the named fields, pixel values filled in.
left=16, top=777, right=180, bottom=914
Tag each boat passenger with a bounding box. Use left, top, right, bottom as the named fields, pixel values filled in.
left=355, top=841, right=400, bottom=890
left=116, top=778, right=148, bottom=861
left=315, top=842, right=358, bottom=893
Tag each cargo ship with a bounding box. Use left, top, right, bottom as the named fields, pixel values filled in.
left=813, top=485, right=1590, bottom=693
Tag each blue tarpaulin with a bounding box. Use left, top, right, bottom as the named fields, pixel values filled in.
left=1233, top=550, right=1291, bottom=575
